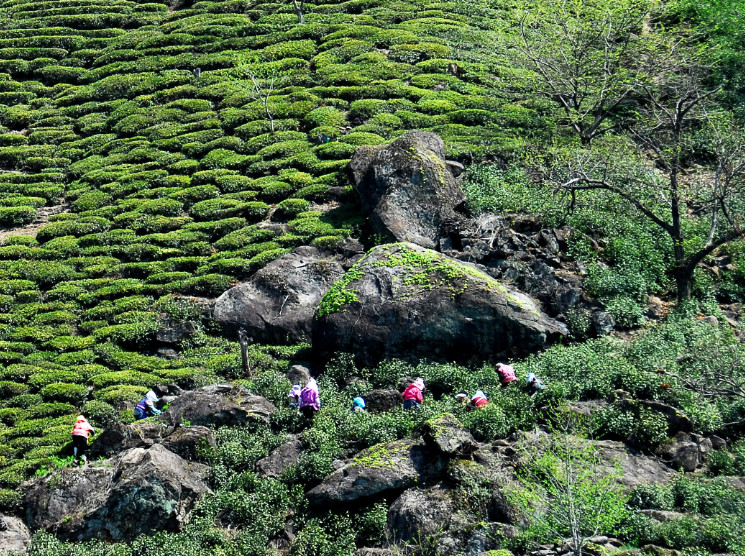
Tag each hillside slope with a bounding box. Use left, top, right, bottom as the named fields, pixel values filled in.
left=0, top=0, right=548, bottom=487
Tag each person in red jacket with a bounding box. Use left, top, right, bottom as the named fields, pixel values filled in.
left=402, top=378, right=425, bottom=410
left=469, top=390, right=489, bottom=410
left=71, top=415, right=95, bottom=465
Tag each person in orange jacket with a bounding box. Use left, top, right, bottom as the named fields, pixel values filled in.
left=71, top=415, right=95, bottom=465
left=402, top=378, right=425, bottom=410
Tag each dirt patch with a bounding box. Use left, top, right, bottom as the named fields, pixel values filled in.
left=0, top=202, right=69, bottom=243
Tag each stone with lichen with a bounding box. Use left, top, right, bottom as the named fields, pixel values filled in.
left=313, top=242, right=568, bottom=366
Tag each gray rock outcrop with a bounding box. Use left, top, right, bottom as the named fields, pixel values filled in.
left=89, top=421, right=215, bottom=461
left=386, top=485, right=513, bottom=555
left=213, top=246, right=345, bottom=344
left=586, top=440, right=675, bottom=488
left=657, top=432, right=703, bottom=472
left=364, top=389, right=403, bottom=413
left=256, top=436, right=304, bottom=478
left=286, top=364, right=312, bottom=386
left=313, top=243, right=568, bottom=365
left=22, top=444, right=210, bottom=542
left=156, top=314, right=199, bottom=345
left=162, top=384, right=276, bottom=427
left=422, top=413, right=477, bottom=456
left=455, top=215, right=584, bottom=319
left=349, top=130, right=465, bottom=249
left=386, top=485, right=457, bottom=543
left=0, top=514, right=31, bottom=556
left=306, top=440, right=446, bottom=505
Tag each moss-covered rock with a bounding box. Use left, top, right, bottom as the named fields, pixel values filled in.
left=313, top=242, right=569, bottom=366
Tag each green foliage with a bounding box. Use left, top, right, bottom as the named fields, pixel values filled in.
left=627, top=476, right=745, bottom=553
left=595, top=405, right=670, bottom=448
left=289, top=514, right=356, bottom=556
left=509, top=424, right=630, bottom=553
left=462, top=164, right=567, bottom=224
left=0, top=487, right=22, bottom=511
left=39, top=383, right=88, bottom=406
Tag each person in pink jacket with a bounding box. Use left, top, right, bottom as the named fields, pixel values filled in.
left=497, top=363, right=517, bottom=388
left=299, top=378, right=321, bottom=420
left=71, top=415, right=95, bottom=465
left=402, top=378, right=425, bottom=410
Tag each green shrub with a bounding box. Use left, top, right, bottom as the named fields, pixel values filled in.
left=0, top=205, right=36, bottom=226
left=0, top=488, right=21, bottom=511
left=89, top=370, right=161, bottom=389
left=92, top=319, right=159, bottom=345
left=289, top=515, right=355, bottom=556
left=39, top=383, right=88, bottom=406
left=94, top=384, right=148, bottom=406
left=176, top=274, right=233, bottom=296
left=276, top=198, right=311, bottom=217
left=305, top=106, right=347, bottom=129
left=596, top=405, right=669, bottom=448
left=0, top=381, right=29, bottom=398
left=81, top=400, right=119, bottom=429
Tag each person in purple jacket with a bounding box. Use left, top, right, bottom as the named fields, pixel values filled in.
left=299, top=378, right=321, bottom=420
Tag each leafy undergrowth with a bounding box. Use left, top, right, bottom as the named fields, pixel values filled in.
left=7, top=306, right=745, bottom=555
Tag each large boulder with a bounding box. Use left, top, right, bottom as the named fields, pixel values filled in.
left=495, top=432, right=674, bottom=490
left=22, top=444, right=210, bottom=542
left=657, top=432, right=701, bottom=472
left=306, top=440, right=446, bottom=505
left=0, top=514, right=31, bottom=556
left=213, top=246, right=346, bottom=344
left=256, top=436, right=304, bottom=478
left=386, top=485, right=457, bottom=543
left=386, top=486, right=511, bottom=555
left=156, top=314, right=199, bottom=345
left=89, top=421, right=215, bottom=461
left=349, top=131, right=465, bottom=249
left=162, top=384, right=276, bottom=427
left=364, top=389, right=403, bottom=413
left=423, top=413, right=477, bottom=456
left=313, top=243, right=569, bottom=365
left=577, top=440, right=675, bottom=489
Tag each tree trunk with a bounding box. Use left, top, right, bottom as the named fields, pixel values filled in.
left=292, top=0, right=304, bottom=23
left=238, top=328, right=253, bottom=376
left=675, top=266, right=693, bottom=301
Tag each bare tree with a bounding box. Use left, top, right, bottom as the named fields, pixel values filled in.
left=509, top=421, right=629, bottom=556
left=244, top=69, right=275, bottom=133
left=509, top=0, right=662, bottom=145
left=555, top=53, right=745, bottom=300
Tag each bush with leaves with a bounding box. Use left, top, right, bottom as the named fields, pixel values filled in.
left=508, top=422, right=630, bottom=556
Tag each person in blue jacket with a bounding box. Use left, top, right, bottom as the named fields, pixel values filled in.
left=134, top=390, right=162, bottom=420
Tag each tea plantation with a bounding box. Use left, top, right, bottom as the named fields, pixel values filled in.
left=0, top=0, right=528, bottom=485
left=0, top=0, right=743, bottom=553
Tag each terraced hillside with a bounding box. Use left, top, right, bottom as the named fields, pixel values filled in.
left=0, top=0, right=550, bottom=496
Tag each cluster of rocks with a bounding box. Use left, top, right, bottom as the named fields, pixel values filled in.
left=529, top=536, right=624, bottom=556
left=2, top=384, right=279, bottom=551
left=23, top=444, right=210, bottom=543
left=299, top=413, right=685, bottom=556
left=6, top=380, right=733, bottom=556
left=212, top=131, right=572, bottom=366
